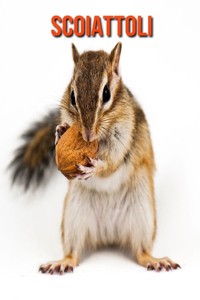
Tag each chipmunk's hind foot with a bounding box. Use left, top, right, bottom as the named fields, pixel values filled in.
left=146, top=257, right=180, bottom=272
left=39, top=255, right=77, bottom=275
left=136, top=252, right=181, bottom=272
left=39, top=261, right=73, bottom=275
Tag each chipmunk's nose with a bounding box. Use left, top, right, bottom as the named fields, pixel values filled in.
left=82, top=128, right=95, bottom=142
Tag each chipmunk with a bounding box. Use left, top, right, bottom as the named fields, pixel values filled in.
left=10, top=42, right=180, bottom=273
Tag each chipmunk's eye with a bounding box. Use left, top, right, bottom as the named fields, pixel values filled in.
left=71, top=90, right=76, bottom=106
left=102, top=85, right=110, bottom=104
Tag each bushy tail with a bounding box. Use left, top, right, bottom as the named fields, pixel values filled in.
left=9, top=109, right=60, bottom=190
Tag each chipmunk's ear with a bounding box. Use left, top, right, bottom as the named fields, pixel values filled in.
left=71, top=43, right=80, bottom=64
left=109, top=42, right=122, bottom=76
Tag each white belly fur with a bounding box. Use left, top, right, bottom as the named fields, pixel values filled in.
left=63, top=164, right=155, bottom=254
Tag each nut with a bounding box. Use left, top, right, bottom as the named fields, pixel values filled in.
left=55, top=124, right=98, bottom=179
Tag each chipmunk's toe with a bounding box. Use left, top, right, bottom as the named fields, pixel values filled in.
left=86, top=156, right=99, bottom=167
left=39, top=263, right=51, bottom=273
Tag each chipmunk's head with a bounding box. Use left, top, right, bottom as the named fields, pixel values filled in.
left=61, top=43, right=122, bottom=142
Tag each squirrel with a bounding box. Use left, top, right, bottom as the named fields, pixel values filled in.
left=9, top=42, right=180, bottom=273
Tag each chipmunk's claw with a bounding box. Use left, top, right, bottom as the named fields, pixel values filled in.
left=39, top=263, right=51, bottom=274
left=174, top=263, right=181, bottom=269
left=86, top=156, right=99, bottom=167
left=147, top=263, right=154, bottom=271
left=66, top=265, right=73, bottom=273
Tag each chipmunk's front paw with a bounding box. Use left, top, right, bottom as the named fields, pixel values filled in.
left=55, top=123, right=70, bottom=145
left=73, top=157, right=103, bottom=180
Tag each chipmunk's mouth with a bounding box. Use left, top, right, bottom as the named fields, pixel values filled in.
left=82, top=127, right=98, bottom=142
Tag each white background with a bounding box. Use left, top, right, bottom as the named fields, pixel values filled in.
left=0, top=0, right=200, bottom=299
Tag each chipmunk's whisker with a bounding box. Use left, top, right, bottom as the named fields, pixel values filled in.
left=59, top=102, right=78, bottom=119
left=101, top=126, right=127, bottom=151
left=101, top=116, right=133, bottom=126
left=97, top=128, right=107, bottom=141
left=102, top=119, right=133, bottom=126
